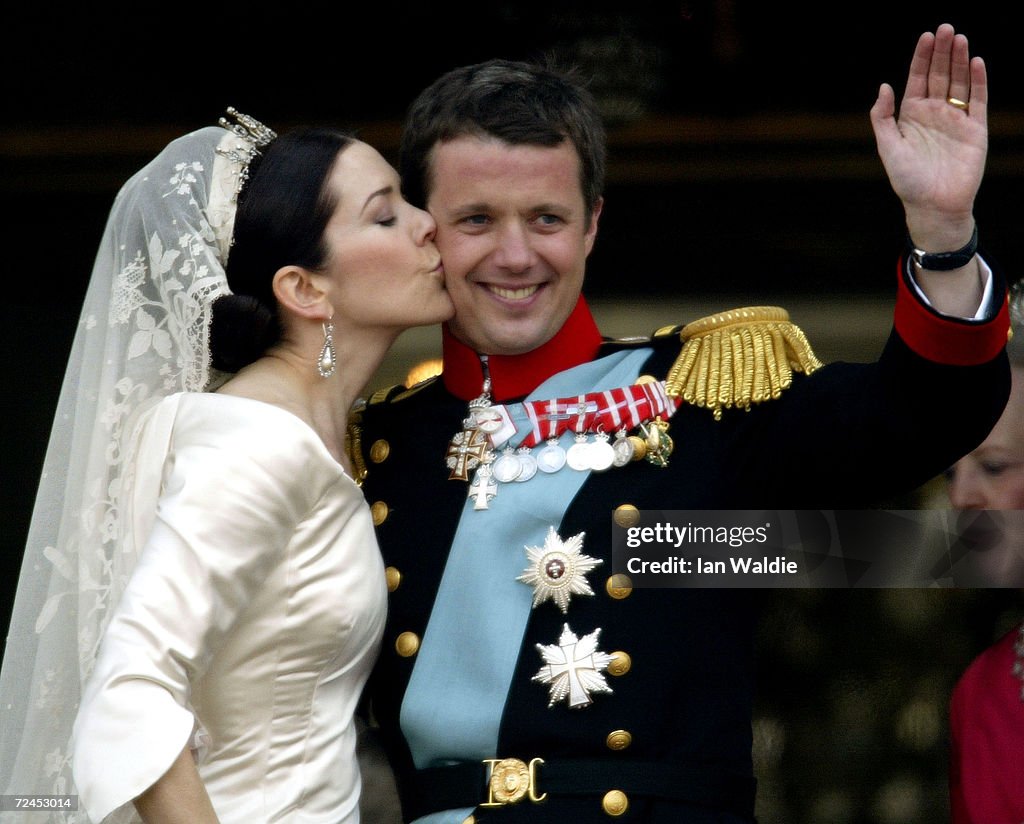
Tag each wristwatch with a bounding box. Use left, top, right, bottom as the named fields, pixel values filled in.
left=909, top=225, right=978, bottom=271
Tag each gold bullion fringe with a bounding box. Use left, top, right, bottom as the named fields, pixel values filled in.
left=665, top=306, right=823, bottom=420
left=345, top=412, right=368, bottom=487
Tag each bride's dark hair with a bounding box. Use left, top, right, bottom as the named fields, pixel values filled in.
left=209, top=127, right=354, bottom=373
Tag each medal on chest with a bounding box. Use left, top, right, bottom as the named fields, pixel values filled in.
left=516, top=527, right=614, bottom=711
left=446, top=364, right=681, bottom=510
left=517, top=526, right=603, bottom=613
left=445, top=363, right=500, bottom=481
left=532, top=623, right=614, bottom=709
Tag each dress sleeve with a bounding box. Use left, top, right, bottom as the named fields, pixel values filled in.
left=71, top=399, right=324, bottom=822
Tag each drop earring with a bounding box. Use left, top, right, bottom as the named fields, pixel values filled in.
left=318, top=321, right=336, bottom=378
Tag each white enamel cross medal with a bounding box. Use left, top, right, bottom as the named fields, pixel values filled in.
left=468, top=464, right=498, bottom=510
left=517, top=527, right=602, bottom=613
left=533, top=623, right=613, bottom=709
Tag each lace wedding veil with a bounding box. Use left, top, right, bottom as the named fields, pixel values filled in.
left=0, top=118, right=262, bottom=821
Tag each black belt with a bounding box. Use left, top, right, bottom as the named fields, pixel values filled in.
left=406, top=757, right=757, bottom=819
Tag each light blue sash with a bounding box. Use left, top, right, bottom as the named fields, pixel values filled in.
left=401, top=348, right=652, bottom=824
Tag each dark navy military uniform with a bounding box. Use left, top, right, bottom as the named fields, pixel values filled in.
left=355, top=270, right=1010, bottom=823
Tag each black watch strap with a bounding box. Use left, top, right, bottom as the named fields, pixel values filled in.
left=909, top=225, right=978, bottom=271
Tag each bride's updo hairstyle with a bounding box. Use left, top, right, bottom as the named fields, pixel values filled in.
left=210, top=128, right=355, bottom=373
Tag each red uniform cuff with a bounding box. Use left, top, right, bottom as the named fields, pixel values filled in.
left=893, top=255, right=1010, bottom=365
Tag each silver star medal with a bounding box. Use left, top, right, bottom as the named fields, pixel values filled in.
left=533, top=623, right=613, bottom=708
left=517, top=527, right=602, bottom=613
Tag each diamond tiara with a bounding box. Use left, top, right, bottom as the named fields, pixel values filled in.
left=216, top=106, right=278, bottom=198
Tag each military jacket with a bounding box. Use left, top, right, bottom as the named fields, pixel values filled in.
left=355, top=279, right=1010, bottom=823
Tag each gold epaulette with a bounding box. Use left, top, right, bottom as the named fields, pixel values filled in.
left=664, top=306, right=823, bottom=420
left=345, top=378, right=438, bottom=485
left=345, top=407, right=368, bottom=487
left=368, top=384, right=405, bottom=405
left=345, top=384, right=405, bottom=487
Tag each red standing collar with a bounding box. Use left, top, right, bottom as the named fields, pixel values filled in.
left=441, top=296, right=604, bottom=401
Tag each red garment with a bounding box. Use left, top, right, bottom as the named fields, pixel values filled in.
left=893, top=256, right=1011, bottom=366
left=950, top=622, right=1024, bottom=823
left=441, top=295, right=603, bottom=402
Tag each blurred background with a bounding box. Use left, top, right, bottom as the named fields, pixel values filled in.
left=3, top=3, right=1023, bottom=822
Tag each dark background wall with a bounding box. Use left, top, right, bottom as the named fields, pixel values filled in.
left=3, top=4, right=1023, bottom=822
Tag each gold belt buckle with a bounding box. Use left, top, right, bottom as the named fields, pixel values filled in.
left=481, top=757, right=547, bottom=806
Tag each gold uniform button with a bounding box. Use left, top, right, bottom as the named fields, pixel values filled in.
left=605, top=574, right=632, bottom=599
left=634, top=374, right=658, bottom=385
left=606, top=730, right=632, bottom=751
left=613, top=504, right=640, bottom=528
left=385, top=566, right=402, bottom=592
left=462, top=817, right=475, bottom=824
left=395, top=632, right=420, bottom=657
left=370, top=501, right=389, bottom=525
left=607, top=651, right=631, bottom=677
left=369, top=439, right=391, bottom=463
left=602, top=789, right=629, bottom=816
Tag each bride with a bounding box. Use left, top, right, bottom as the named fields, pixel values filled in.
left=0, top=110, right=451, bottom=822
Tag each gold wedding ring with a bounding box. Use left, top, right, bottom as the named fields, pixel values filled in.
left=946, top=96, right=969, bottom=111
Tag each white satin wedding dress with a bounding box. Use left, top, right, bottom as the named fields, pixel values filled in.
left=72, top=391, right=387, bottom=823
